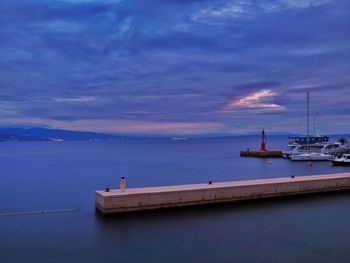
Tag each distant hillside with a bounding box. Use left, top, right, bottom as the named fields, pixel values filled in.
left=0, top=127, right=295, bottom=142
left=2, top=127, right=345, bottom=142
left=0, top=127, right=124, bottom=141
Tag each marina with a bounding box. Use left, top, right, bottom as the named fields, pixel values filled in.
left=281, top=92, right=349, bottom=161
left=238, top=93, right=350, bottom=162
left=96, top=173, right=350, bottom=215
left=282, top=135, right=349, bottom=159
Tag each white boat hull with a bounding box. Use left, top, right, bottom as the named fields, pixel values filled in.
left=332, top=154, right=350, bottom=166
left=290, top=153, right=333, bottom=161
left=283, top=143, right=348, bottom=159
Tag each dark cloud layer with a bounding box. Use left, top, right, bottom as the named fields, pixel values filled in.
left=0, top=0, right=349, bottom=134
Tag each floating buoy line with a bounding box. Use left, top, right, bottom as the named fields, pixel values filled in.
left=0, top=208, right=79, bottom=217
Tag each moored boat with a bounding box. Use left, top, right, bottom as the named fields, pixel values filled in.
left=283, top=141, right=348, bottom=159
left=290, top=152, right=333, bottom=161
left=332, top=154, right=350, bottom=166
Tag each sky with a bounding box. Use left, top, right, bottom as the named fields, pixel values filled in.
left=0, top=0, right=349, bottom=135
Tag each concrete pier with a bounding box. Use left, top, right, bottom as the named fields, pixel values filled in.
left=96, top=173, right=350, bottom=215
left=240, top=150, right=282, bottom=158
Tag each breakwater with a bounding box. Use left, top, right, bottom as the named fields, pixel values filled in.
left=96, top=173, right=350, bottom=215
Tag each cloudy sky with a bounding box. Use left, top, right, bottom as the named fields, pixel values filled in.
left=0, top=0, right=349, bottom=135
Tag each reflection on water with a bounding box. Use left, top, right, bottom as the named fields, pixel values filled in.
left=1, top=138, right=350, bottom=262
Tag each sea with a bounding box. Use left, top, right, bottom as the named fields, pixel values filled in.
left=1, top=136, right=350, bottom=263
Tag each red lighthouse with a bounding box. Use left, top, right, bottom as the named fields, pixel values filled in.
left=261, top=129, right=266, bottom=152
left=240, top=128, right=281, bottom=157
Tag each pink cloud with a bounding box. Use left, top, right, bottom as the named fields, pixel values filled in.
left=224, top=89, right=283, bottom=110
left=54, top=96, right=97, bottom=103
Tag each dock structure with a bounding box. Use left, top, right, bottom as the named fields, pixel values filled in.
left=240, top=150, right=282, bottom=158
left=239, top=129, right=282, bottom=158
left=96, top=173, right=350, bottom=215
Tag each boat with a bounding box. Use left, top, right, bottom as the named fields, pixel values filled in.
left=282, top=141, right=348, bottom=158
left=288, top=135, right=329, bottom=145
left=332, top=154, right=350, bottom=166
left=290, top=152, right=333, bottom=161
left=284, top=92, right=348, bottom=161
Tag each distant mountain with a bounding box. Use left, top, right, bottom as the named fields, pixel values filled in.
left=2, top=127, right=344, bottom=142
left=0, top=127, right=126, bottom=141
left=0, top=127, right=295, bottom=142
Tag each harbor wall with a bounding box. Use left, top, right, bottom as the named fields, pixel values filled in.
left=96, top=173, right=350, bottom=214
left=240, top=150, right=282, bottom=158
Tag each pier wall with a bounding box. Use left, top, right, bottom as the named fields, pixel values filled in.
left=96, top=173, right=350, bottom=214
left=240, top=150, right=282, bottom=157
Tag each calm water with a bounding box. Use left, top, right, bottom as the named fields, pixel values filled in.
left=1, top=137, right=350, bottom=262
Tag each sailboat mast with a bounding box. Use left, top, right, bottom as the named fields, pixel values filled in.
left=307, top=91, right=310, bottom=146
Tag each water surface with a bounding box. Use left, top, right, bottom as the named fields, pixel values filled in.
left=1, top=137, right=350, bottom=262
